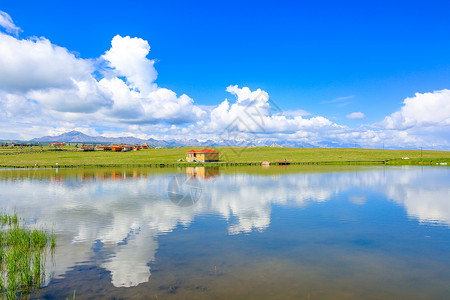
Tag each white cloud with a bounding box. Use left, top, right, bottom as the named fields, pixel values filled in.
left=28, top=78, right=112, bottom=113
left=0, top=14, right=206, bottom=138
left=0, top=32, right=93, bottom=93
left=102, top=35, right=157, bottom=95
left=96, top=34, right=207, bottom=124
left=346, top=112, right=365, bottom=119
left=98, top=77, right=206, bottom=123
left=370, top=89, right=450, bottom=148
left=0, top=11, right=21, bottom=36
left=0, top=93, right=41, bottom=118
left=208, top=85, right=337, bottom=135
left=382, top=89, right=450, bottom=130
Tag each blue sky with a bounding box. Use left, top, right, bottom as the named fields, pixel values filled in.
left=0, top=1, right=449, bottom=148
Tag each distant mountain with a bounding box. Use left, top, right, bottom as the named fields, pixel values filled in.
left=31, top=131, right=146, bottom=145
left=29, top=131, right=363, bottom=148
left=147, top=138, right=169, bottom=147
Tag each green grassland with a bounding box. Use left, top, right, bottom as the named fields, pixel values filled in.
left=0, top=146, right=449, bottom=167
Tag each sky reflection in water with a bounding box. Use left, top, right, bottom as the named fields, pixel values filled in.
left=0, top=166, right=449, bottom=298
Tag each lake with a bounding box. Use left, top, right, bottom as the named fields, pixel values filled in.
left=0, top=165, right=449, bottom=299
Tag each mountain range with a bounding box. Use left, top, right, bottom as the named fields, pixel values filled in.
left=28, top=131, right=361, bottom=148
left=31, top=131, right=146, bottom=145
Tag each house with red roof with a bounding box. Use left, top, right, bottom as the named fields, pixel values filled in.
left=186, top=149, right=219, bottom=162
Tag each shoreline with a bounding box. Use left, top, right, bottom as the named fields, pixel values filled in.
left=1, top=159, right=448, bottom=169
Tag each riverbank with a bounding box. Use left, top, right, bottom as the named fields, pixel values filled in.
left=0, top=147, right=449, bottom=168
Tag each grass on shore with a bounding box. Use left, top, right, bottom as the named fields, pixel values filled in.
left=0, top=146, right=449, bottom=167
left=0, top=213, right=55, bottom=299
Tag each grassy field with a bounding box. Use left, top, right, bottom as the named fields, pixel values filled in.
left=0, top=146, right=449, bottom=167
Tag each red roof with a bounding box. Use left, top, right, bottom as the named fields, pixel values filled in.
left=200, top=149, right=219, bottom=153
left=187, top=149, right=219, bottom=153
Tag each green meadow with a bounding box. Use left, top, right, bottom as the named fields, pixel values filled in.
left=0, top=146, right=449, bottom=167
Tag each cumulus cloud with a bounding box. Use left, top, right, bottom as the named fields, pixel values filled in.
left=96, top=35, right=206, bottom=124
left=382, top=89, right=450, bottom=130
left=0, top=14, right=206, bottom=138
left=209, top=85, right=337, bottom=136
left=98, top=78, right=206, bottom=124
left=346, top=112, right=365, bottom=119
left=369, top=89, right=450, bottom=148
left=102, top=35, right=157, bottom=95
left=0, top=93, right=41, bottom=118
left=0, top=33, right=93, bottom=93
left=0, top=11, right=21, bottom=36
left=28, top=78, right=112, bottom=113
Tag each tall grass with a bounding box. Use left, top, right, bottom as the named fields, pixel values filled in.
left=0, top=213, right=55, bottom=299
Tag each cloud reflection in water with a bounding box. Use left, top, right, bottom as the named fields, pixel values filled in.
left=0, top=166, right=448, bottom=288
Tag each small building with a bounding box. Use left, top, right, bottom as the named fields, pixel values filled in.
left=95, top=145, right=111, bottom=151
left=79, top=146, right=95, bottom=151
left=111, top=145, right=123, bottom=152
left=186, top=149, right=219, bottom=162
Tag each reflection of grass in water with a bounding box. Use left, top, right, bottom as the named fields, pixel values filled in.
left=0, top=213, right=55, bottom=299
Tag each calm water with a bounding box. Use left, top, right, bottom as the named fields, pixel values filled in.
left=0, top=165, right=449, bottom=299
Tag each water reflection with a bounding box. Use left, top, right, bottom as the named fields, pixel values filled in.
left=0, top=166, right=448, bottom=289
left=186, top=166, right=219, bottom=179
left=383, top=168, right=450, bottom=225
